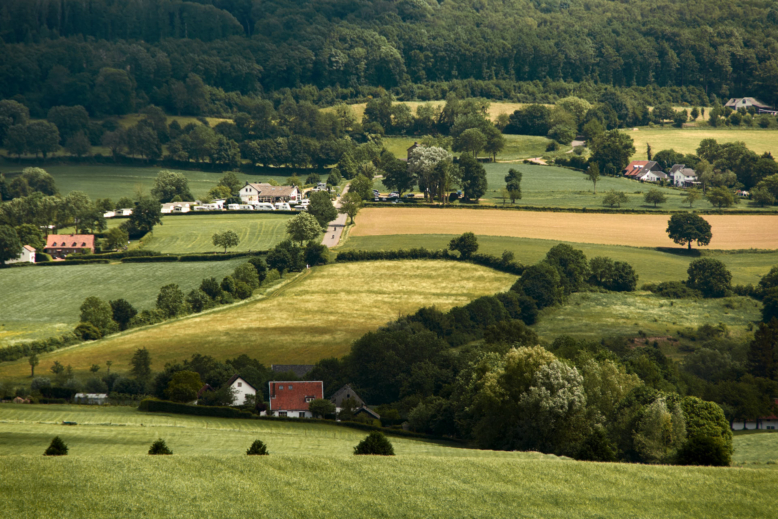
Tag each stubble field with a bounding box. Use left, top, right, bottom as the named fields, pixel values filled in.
left=350, top=208, right=778, bottom=250
left=626, top=127, right=778, bottom=160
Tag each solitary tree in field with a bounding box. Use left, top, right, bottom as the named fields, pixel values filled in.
left=286, top=212, right=321, bottom=246
left=29, top=354, right=39, bottom=377
left=666, top=213, right=712, bottom=249
left=130, top=347, right=152, bottom=381
left=148, top=439, right=172, bottom=455
left=683, top=189, right=702, bottom=208
left=644, top=189, right=667, bottom=207
left=339, top=192, right=363, bottom=224
left=504, top=168, right=522, bottom=203
left=449, top=232, right=479, bottom=259
left=602, top=190, right=628, bottom=208
left=106, top=361, right=113, bottom=374
left=586, top=164, right=600, bottom=194
left=247, top=439, right=269, bottom=455
left=212, top=230, right=240, bottom=253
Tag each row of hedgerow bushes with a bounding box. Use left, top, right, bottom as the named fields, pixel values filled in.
left=335, top=248, right=525, bottom=276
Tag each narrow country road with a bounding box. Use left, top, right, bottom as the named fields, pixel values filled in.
left=321, top=182, right=350, bottom=248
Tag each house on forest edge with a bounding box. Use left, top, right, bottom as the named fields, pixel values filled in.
left=668, top=164, right=699, bottom=188
left=44, top=234, right=94, bottom=259
left=5, top=245, right=35, bottom=264
left=731, top=399, right=778, bottom=430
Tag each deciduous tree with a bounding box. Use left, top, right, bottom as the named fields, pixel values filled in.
left=666, top=214, right=712, bottom=249
left=212, top=230, right=240, bottom=253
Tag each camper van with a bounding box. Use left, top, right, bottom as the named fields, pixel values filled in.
left=254, top=202, right=276, bottom=211
left=275, top=202, right=291, bottom=211
left=227, top=204, right=241, bottom=210
left=239, top=205, right=254, bottom=211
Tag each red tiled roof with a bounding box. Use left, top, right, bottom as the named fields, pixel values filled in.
left=624, top=161, right=649, bottom=177
left=268, top=381, right=323, bottom=411
left=44, top=234, right=95, bottom=250
left=23, top=245, right=36, bottom=252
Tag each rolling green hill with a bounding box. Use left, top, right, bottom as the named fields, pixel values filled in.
left=0, top=405, right=775, bottom=518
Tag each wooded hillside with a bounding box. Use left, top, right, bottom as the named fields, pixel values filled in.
left=2, top=0, right=777, bottom=116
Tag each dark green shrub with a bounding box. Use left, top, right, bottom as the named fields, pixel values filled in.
left=353, top=431, right=394, bottom=456
left=148, top=439, right=172, bottom=455
left=44, top=436, right=68, bottom=456
left=645, top=281, right=702, bottom=299
left=687, top=258, right=732, bottom=298
left=74, top=322, right=102, bottom=341
left=577, top=428, right=617, bottom=462
left=246, top=439, right=269, bottom=455
left=676, top=435, right=731, bottom=466
left=234, top=280, right=253, bottom=299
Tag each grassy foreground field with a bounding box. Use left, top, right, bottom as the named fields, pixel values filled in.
left=0, top=259, right=246, bottom=346
left=339, top=234, right=778, bottom=286
left=138, top=214, right=295, bottom=254
left=0, top=405, right=776, bottom=518
left=350, top=208, right=778, bottom=250
left=626, top=127, right=778, bottom=160
left=0, top=261, right=516, bottom=381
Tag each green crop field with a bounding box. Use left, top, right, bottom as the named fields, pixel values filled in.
left=0, top=259, right=246, bottom=346
left=338, top=234, right=778, bottom=287
left=0, top=405, right=775, bottom=518
left=0, top=159, right=311, bottom=201
left=732, top=431, right=778, bottom=468
left=626, top=127, right=778, bottom=160
left=0, top=261, right=516, bottom=382
left=137, top=214, right=295, bottom=254
left=532, top=291, right=761, bottom=348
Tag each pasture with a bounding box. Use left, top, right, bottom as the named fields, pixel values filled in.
left=732, top=431, right=778, bottom=468
left=349, top=208, right=778, bottom=250
left=0, top=259, right=246, bottom=346
left=338, top=234, right=778, bottom=286
left=532, top=291, right=760, bottom=346
left=0, top=406, right=775, bottom=518
left=138, top=214, right=294, bottom=254
left=625, top=127, right=778, bottom=160
left=0, top=160, right=309, bottom=201
left=0, top=261, right=516, bottom=381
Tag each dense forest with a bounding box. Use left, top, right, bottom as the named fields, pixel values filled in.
left=2, top=0, right=778, bottom=117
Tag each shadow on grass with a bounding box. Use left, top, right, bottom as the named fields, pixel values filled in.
left=654, top=247, right=703, bottom=257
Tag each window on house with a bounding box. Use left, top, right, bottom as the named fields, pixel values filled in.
left=299, top=412, right=306, bottom=418
left=288, top=385, right=293, bottom=390
left=279, top=385, right=283, bottom=390
left=237, top=382, right=242, bottom=387
left=305, top=397, right=313, bottom=403
left=279, top=411, right=287, bottom=417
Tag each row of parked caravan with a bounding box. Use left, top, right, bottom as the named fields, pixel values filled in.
left=195, top=200, right=310, bottom=212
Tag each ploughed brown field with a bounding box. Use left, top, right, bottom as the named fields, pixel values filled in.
left=350, top=208, right=778, bottom=250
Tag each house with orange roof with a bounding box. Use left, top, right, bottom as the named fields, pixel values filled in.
left=44, top=234, right=95, bottom=259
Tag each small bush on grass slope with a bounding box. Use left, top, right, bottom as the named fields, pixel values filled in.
left=354, top=431, right=394, bottom=456
left=247, top=440, right=269, bottom=455
left=149, top=439, right=173, bottom=455
left=44, top=436, right=68, bottom=456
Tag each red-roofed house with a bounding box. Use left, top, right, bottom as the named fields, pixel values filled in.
left=624, top=160, right=662, bottom=178
left=44, top=234, right=95, bottom=259
left=267, top=381, right=323, bottom=418
left=731, top=399, right=778, bottom=431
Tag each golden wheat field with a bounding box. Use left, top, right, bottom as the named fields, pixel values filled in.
left=350, top=208, right=778, bottom=250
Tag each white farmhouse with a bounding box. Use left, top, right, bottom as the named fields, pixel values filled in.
left=668, top=164, right=698, bottom=187
left=227, top=375, right=257, bottom=406
left=637, top=170, right=668, bottom=182
left=240, top=182, right=299, bottom=205
left=6, top=245, right=36, bottom=264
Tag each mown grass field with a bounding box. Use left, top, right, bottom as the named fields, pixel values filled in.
left=350, top=208, right=778, bottom=249
left=732, top=431, right=778, bottom=468
left=338, top=234, right=778, bottom=286
left=626, top=127, right=778, bottom=160
left=532, top=291, right=761, bottom=346
left=0, top=259, right=246, bottom=346
left=0, top=261, right=516, bottom=381
left=138, top=214, right=295, bottom=254
left=0, top=405, right=775, bottom=518
left=0, top=160, right=310, bottom=201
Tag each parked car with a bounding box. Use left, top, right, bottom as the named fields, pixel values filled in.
left=389, top=192, right=399, bottom=198
left=404, top=193, right=415, bottom=198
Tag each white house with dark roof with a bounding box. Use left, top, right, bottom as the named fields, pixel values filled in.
left=240, top=183, right=299, bottom=205
left=725, top=97, right=773, bottom=111
left=669, top=164, right=698, bottom=187
left=227, top=375, right=257, bottom=406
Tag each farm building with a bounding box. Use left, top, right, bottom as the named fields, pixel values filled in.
left=623, top=161, right=663, bottom=179
left=227, top=375, right=257, bottom=406
left=353, top=406, right=381, bottom=420
left=44, top=234, right=94, bottom=259
left=240, top=183, right=299, bottom=204
left=636, top=170, right=668, bottom=182
left=271, top=364, right=314, bottom=378
left=731, top=400, right=778, bottom=430
left=5, top=245, right=36, bottom=264
left=669, top=164, right=698, bottom=187
left=330, top=384, right=365, bottom=408
left=74, top=393, right=108, bottom=405
left=725, top=97, right=773, bottom=111
left=267, top=381, right=323, bottom=418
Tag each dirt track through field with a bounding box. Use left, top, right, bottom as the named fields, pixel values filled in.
left=351, top=208, right=778, bottom=250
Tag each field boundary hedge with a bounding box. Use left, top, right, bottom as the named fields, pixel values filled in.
left=361, top=202, right=778, bottom=216
left=335, top=248, right=524, bottom=275
left=138, top=398, right=465, bottom=444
